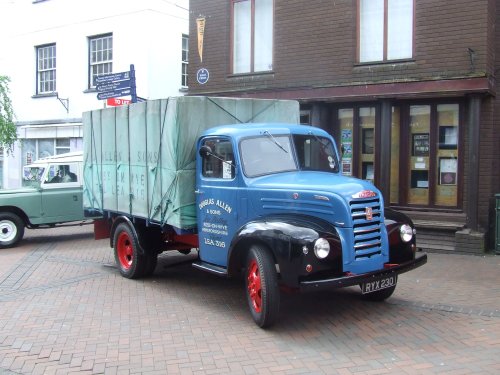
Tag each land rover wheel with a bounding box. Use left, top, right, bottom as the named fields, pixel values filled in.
left=245, top=244, right=280, bottom=328
left=0, top=213, right=25, bottom=249
left=113, top=222, right=146, bottom=279
left=361, top=285, right=396, bottom=302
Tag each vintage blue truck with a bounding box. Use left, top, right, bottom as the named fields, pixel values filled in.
left=84, top=96, right=427, bottom=328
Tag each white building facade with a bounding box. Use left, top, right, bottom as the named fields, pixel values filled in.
left=0, top=0, right=189, bottom=188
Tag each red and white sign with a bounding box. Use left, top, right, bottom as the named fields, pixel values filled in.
left=106, top=98, right=131, bottom=106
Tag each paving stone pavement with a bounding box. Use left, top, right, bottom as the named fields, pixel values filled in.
left=0, top=225, right=499, bottom=374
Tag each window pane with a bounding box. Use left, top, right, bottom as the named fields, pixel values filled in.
left=233, top=1, right=251, bottom=73
left=254, top=0, right=273, bottom=71
left=435, top=104, right=459, bottom=206
left=37, top=44, right=56, bottom=93
left=89, top=35, right=113, bottom=88
left=388, top=0, right=413, bottom=60
left=56, top=138, right=70, bottom=147
left=359, top=0, right=384, bottom=62
left=408, top=105, right=430, bottom=205
left=38, top=139, right=54, bottom=159
left=359, top=107, right=376, bottom=183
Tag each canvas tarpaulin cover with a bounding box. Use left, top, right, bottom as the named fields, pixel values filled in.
left=83, top=96, right=299, bottom=230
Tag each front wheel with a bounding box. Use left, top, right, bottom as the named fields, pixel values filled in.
left=360, top=285, right=396, bottom=302
left=245, top=244, right=280, bottom=328
left=0, top=213, right=25, bottom=249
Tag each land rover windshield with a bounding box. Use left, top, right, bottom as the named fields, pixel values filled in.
left=240, top=133, right=339, bottom=177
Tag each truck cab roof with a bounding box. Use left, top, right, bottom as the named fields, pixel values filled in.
left=202, top=123, right=329, bottom=140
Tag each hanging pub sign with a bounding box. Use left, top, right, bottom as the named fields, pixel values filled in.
left=197, top=17, right=206, bottom=62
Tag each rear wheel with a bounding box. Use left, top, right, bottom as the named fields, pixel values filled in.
left=0, top=213, right=25, bottom=249
left=114, top=222, right=146, bottom=279
left=245, top=244, right=280, bottom=328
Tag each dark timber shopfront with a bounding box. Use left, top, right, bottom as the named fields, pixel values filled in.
left=187, top=0, right=500, bottom=253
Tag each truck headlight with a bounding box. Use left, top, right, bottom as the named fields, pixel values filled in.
left=314, top=238, right=330, bottom=259
left=400, top=224, right=413, bottom=242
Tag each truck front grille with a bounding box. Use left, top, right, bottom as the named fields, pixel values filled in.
left=349, top=197, right=382, bottom=259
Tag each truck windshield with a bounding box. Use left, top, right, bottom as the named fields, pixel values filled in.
left=22, top=166, right=44, bottom=187
left=292, top=134, right=339, bottom=173
left=241, top=135, right=297, bottom=177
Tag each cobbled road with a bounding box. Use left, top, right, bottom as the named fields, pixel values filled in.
left=0, top=225, right=499, bottom=374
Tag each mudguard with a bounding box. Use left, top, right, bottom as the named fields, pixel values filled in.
left=228, top=214, right=342, bottom=288
left=384, top=208, right=417, bottom=263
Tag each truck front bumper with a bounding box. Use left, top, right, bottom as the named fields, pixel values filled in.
left=299, top=252, right=427, bottom=292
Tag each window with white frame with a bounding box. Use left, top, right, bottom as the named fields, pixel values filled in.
left=55, top=138, right=71, bottom=154
left=89, top=34, right=113, bottom=88
left=232, top=0, right=273, bottom=74
left=358, top=0, right=413, bottom=63
left=182, top=34, right=189, bottom=88
left=36, top=44, right=56, bottom=94
left=21, top=138, right=74, bottom=167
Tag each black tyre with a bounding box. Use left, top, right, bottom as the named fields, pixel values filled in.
left=113, top=222, right=147, bottom=279
left=0, top=212, right=25, bottom=249
left=360, top=285, right=396, bottom=302
left=245, top=244, right=280, bottom=328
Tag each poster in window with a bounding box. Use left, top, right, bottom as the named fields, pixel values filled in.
left=439, top=157, right=457, bottom=185
left=412, top=133, right=429, bottom=156
left=439, top=126, right=458, bottom=149
left=340, top=129, right=353, bottom=176
left=411, top=170, right=429, bottom=188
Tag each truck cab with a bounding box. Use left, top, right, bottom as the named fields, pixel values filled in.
left=0, top=152, right=88, bottom=248
left=195, top=124, right=426, bottom=326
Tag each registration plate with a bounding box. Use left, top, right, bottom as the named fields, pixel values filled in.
left=361, top=275, right=397, bottom=294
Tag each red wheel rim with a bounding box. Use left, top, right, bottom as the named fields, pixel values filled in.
left=247, top=259, right=262, bottom=313
left=117, top=231, right=133, bottom=270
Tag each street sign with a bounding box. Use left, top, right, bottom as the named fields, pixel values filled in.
left=107, top=98, right=131, bottom=106
left=96, top=64, right=137, bottom=103
left=95, top=71, right=130, bottom=85
left=97, top=88, right=132, bottom=100
left=96, top=79, right=131, bottom=93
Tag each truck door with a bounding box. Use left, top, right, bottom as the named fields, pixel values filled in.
left=196, top=136, right=238, bottom=267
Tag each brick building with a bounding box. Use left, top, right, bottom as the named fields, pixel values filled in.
left=187, top=0, right=500, bottom=253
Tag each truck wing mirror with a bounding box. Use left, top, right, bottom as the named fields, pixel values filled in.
left=199, top=145, right=212, bottom=158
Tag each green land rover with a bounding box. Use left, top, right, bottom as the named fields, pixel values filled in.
left=0, top=152, right=90, bottom=248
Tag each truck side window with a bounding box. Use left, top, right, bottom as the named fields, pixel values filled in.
left=201, top=138, right=235, bottom=179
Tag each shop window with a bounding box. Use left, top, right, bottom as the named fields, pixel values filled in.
left=404, top=103, right=460, bottom=208
left=435, top=104, right=459, bottom=206
left=408, top=105, right=430, bottom=205
left=359, top=107, right=376, bottom=183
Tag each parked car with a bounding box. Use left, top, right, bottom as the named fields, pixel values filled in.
left=0, top=151, right=90, bottom=248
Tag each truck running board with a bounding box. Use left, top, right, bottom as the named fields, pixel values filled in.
left=192, top=261, right=228, bottom=276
